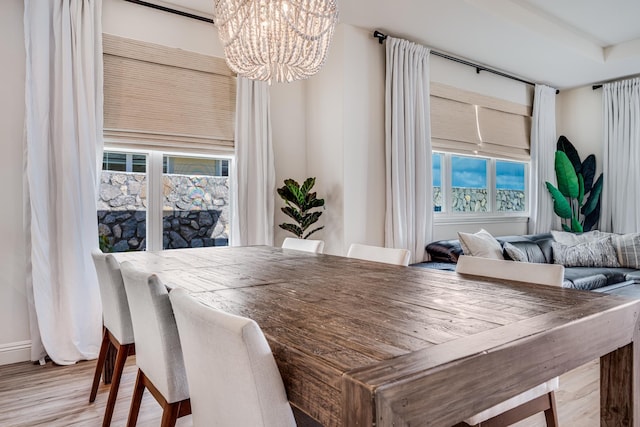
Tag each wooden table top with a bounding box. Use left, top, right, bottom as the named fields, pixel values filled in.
left=114, top=246, right=640, bottom=426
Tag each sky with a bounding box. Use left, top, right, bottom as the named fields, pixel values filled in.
left=432, top=154, right=525, bottom=190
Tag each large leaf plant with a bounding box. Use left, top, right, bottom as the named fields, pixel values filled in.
left=545, top=136, right=603, bottom=232
left=277, top=177, right=325, bottom=239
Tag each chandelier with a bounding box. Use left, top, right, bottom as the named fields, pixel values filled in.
left=213, top=0, right=339, bottom=83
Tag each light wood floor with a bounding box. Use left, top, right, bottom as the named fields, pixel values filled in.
left=0, top=356, right=599, bottom=426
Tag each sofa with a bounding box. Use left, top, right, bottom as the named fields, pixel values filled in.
left=412, top=231, right=640, bottom=292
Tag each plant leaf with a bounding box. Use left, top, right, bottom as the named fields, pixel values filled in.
left=582, top=174, right=603, bottom=216
left=554, top=151, right=579, bottom=198
left=571, top=216, right=583, bottom=233
left=281, top=206, right=303, bottom=223
left=562, top=223, right=571, bottom=232
left=279, top=223, right=303, bottom=238
left=581, top=154, right=596, bottom=194
left=577, top=173, right=585, bottom=206
left=304, top=226, right=324, bottom=239
left=583, top=201, right=601, bottom=232
left=300, top=177, right=315, bottom=198
left=557, top=135, right=582, bottom=174
left=546, top=182, right=572, bottom=219
left=301, top=211, right=322, bottom=230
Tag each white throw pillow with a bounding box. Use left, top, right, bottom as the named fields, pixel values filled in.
left=611, top=233, right=640, bottom=268
left=457, top=229, right=504, bottom=260
left=551, top=230, right=613, bottom=245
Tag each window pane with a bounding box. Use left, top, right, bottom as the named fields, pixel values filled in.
left=102, top=152, right=126, bottom=172
left=98, top=150, right=147, bottom=252
left=451, top=155, right=488, bottom=212
left=496, top=160, right=526, bottom=212
left=432, top=153, right=442, bottom=212
left=162, top=155, right=230, bottom=249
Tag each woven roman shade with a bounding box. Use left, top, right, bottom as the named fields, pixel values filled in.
left=103, top=34, right=236, bottom=155
left=430, top=83, right=532, bottom=160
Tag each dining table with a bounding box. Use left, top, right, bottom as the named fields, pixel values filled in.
left=112, top=245, right=640, bottom=426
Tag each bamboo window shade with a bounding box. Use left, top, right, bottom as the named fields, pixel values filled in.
left=430, top=82, right=532, bottom=161
left=103, top=34, right=236, bottom=155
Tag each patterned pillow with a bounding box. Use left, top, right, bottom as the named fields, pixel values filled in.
left=457, top=229, right=504, bottom=259
left=552, top=237, right=620, bottom=268
left=503, top=242, right=528, bottom=262
left=611, top=233, right=640, bottom=268
left=551, top=230, right=613, bottom=245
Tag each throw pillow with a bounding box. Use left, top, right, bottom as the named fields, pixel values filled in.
left=611, top=233, right=640, bottom=268
left=552, top=237, right=620, bottom=268
left=551, top=230, right=613, bottom=245
left=503, top=242, right=528, bottom=262
left=457, top=229, right=504, bottom=259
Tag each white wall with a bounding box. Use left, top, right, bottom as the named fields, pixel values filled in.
left=556, top=85, right=604, bottom=177
left=0, top=0, right=30, bottom=365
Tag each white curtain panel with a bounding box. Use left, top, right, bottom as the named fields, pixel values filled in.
left=231, top=77, right=275, bottom=246
left=528, top=84, right=558, bottom=234
left=384, top=37, right=432, bottom=264
left=601, top=77, right=640, bottom=233
left=23, top=0, right=103, bottom=364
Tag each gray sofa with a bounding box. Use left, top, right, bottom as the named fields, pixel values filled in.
left=412, top=232, right=640, bottom=292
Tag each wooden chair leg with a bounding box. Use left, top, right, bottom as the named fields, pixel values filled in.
left=160, top=402, right=181, bottom=427
left=90, top=328, right=110, bottom=403
left=126, top=369, right=146, bottom=427
left=101, top=342, right=132, bottom=427
left=544, top=391, right=559, bottom=427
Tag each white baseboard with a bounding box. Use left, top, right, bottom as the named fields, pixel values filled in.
left=0, top=340, right=31, bottom=366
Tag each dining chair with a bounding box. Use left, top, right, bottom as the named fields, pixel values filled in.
left=282, top=237, right=325, bottom=253
left=455, top=255, right=562, bottom=427
left=90, top=251, right=136, bottom=427
left=120, top=262, right=191, bottom=427
left=346, top=243, right=411, bottom=266
left=169, top=288, right=296, bottom=427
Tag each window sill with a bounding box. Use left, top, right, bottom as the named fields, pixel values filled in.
left=434, top=214, right=529, bottom=226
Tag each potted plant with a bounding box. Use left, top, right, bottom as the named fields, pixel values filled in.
left=277, top=177, right=325, bottom=239
left=545, top=136, right=603, bottom=232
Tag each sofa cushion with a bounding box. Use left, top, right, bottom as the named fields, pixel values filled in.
left=552, top=238, right=620, bottom=268
left=426, top=239, right=463, bottom=263
left=551, top=230, right=613, bottom=245
left=503, top=242, right=528, bottom=262
left=458, top=229, right=504, bottom=259
left=612, top=233, right=640, bottom=268
left=563, top=267, right=637, bottom=290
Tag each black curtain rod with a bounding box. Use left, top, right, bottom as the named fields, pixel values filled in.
left=124, top=0, right=214, bottom=24
left=373, top=30, right=560, bottom=94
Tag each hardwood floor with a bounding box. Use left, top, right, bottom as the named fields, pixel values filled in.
left=0, top=356, right=599, bottom=426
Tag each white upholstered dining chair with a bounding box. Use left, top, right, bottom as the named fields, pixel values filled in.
left=455, top=255, right=562, bottom=427
left=90, top=251, right=136, bottom=427
left=282, top=237, right=325, bottom=254
left=120, top=262, right=191, bottom=427
left=169, top=288, right=296, bottom=427
left=347, top=243, right=411, bottom=266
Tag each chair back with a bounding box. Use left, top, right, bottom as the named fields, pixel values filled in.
left=456, top=255, right=564, bottom=287
left=169, top=288, right=296, bottom=427
left=92, top=251, right=135, bottom=345
left=120, top=262, right=189, bottom=403
left=347, top=243, right=411, bottom=266
left=282, top=237, right=324, bottom=254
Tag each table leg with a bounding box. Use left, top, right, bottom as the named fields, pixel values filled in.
left=600, top=332, right=640, bottom=426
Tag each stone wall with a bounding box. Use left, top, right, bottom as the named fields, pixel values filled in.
left=98, top=171, right=229, bottom=252
left=433, top=187, right=525, bottom=213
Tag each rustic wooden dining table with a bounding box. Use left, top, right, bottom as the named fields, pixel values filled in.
left=113, top=246, right=640, bottom=426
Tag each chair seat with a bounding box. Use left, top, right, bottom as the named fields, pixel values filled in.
left=464, top=377, right=559, bottom=425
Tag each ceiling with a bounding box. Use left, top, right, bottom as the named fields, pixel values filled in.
left=154, top=0, right=640, bottom=89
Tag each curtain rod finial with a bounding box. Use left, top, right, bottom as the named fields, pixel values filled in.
left=373, top=30, right=387, bottom=44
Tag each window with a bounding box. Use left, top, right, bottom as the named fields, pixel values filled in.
left=98, top=150, right=231, bottom=253
left=496, top=160, right=526, bottom=212
left=433, top=152, right=528, bottom=215
left=100, top=35, right=236, bottom=253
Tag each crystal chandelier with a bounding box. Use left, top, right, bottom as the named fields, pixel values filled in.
left=213, top=0, right=339, bottom=83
